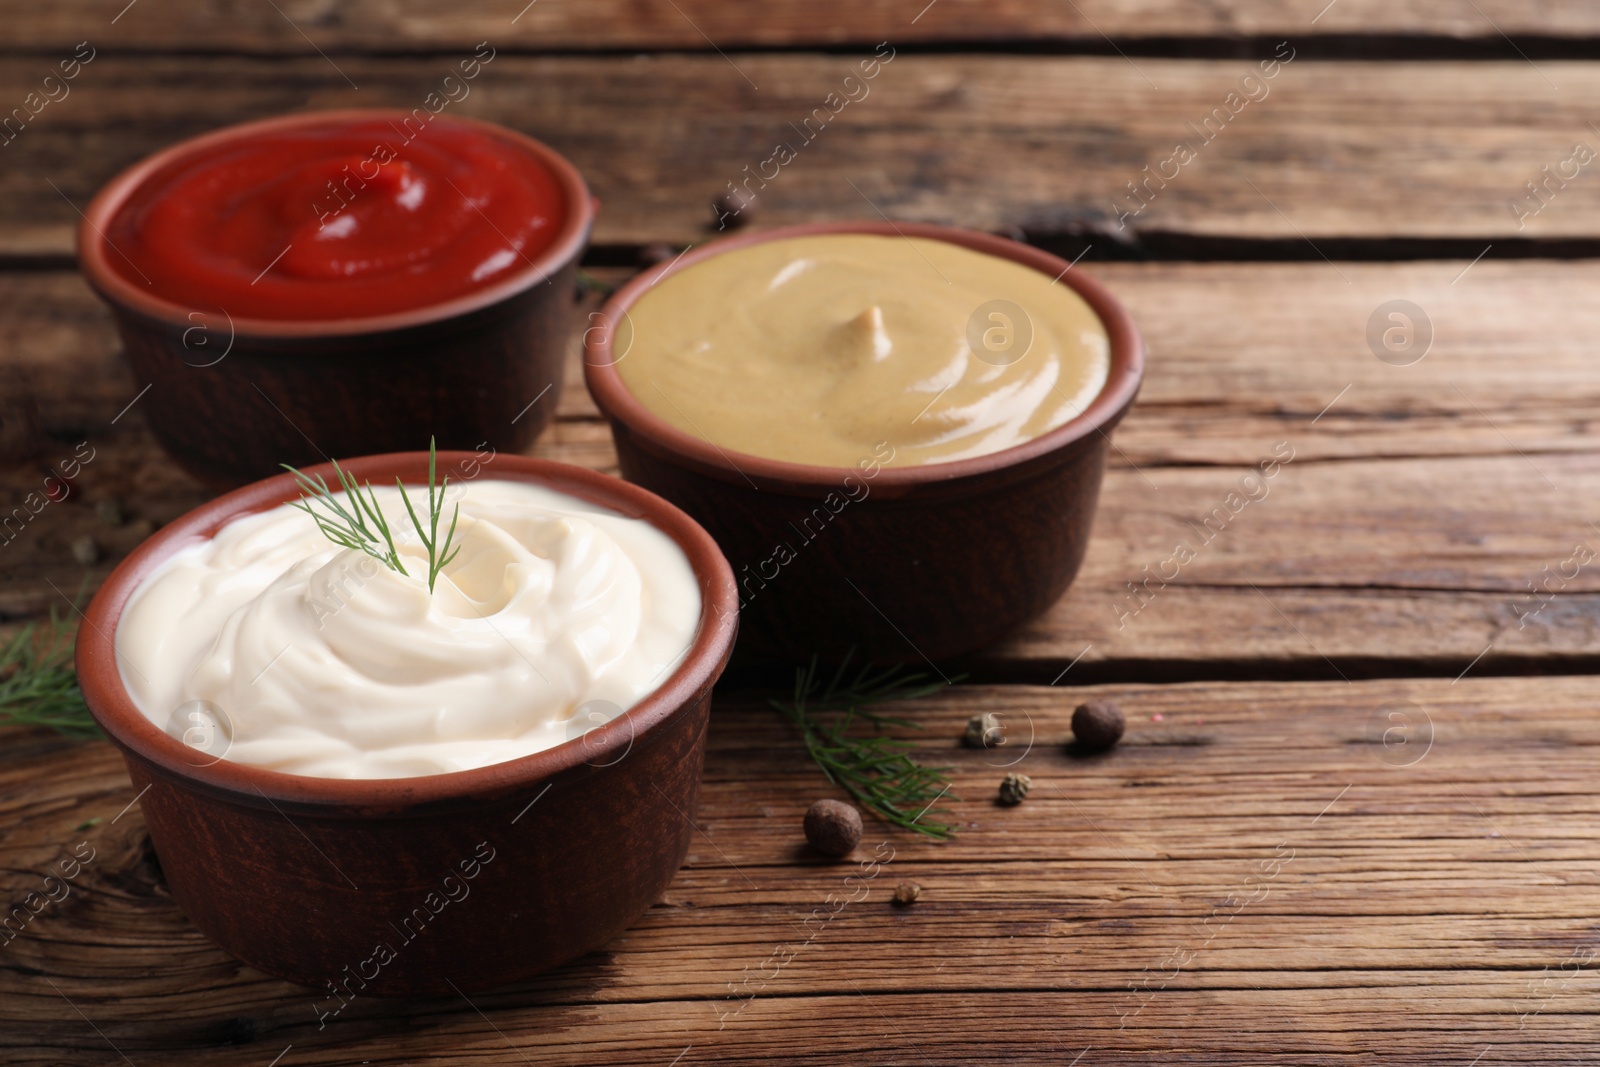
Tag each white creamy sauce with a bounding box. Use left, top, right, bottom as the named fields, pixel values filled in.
left=116, top=479, right=702, bottom=779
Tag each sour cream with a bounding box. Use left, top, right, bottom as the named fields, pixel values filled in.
left=115, top=479, right=701, bottom=779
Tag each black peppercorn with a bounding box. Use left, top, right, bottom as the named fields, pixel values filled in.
left=997, top=772, right=1032, bottom=806
left=804, top=799, right=862, bottom=857
left=1072, top=699, right=1125, bottom=753
left=70, top=535, right=100, bottom=566
left=712, top=189, right=756, bottom=230
left=963, top=712, right=1004, bottom=749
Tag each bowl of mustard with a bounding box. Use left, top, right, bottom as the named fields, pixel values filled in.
left=583, top=221, right=1143, bottom=663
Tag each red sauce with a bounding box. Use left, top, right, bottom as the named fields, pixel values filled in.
left=104, top=115, right=567, bottom=321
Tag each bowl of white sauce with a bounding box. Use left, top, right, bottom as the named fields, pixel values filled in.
left=76, top=451, right=737, bottom=995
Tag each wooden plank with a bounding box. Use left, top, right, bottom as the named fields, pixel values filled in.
left=12, top=260, right=1599, bottom=466
left=5, top=261, right=1597, bottom=675
left=3, top=0, right=1597, bottom=53
left=1012, top=453, right=1600, bottom=677
left=4, top=676, right=1599, bottom=1063
left=1002, top=258, right=1600, bottom=676
left=4, top=55, right=1600, bottom=257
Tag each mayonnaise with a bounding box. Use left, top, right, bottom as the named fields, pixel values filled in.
left=115, top=479, right=702, bottom=779
left=615, top=234, right=1111, bottom=468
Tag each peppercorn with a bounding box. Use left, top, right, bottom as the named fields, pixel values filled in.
left=963, top=711, right=1004, bottom=749
left=712, top=189, right=755, bottom=230
left=804, top=799, right=862, bottom=857
left=892, top=881, right=922, bottom=907
left=1072, top=699, right=1126, bottom=754
left=997, top=772, right=1032, bottom=806
left=70, top=535, right=100, bottom=566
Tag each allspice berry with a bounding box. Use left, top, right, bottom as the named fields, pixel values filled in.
left=892, top=881, right=922, bottom=907
left=712, top=189, right=755, bottom=230
left=997, top=772, right=1032, bottom=806
left=963, top=712, right=1004, bottom=749
left=804, top=799, right=862, bottom=857
left=1072, top=699, right=1126, bottom=753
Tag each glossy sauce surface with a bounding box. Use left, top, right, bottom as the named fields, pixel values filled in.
left=116, top=480, right=701, bottom=779
left=104, top=116, right=566, bottom=321
left=616, top=235, right=1110, bottom=468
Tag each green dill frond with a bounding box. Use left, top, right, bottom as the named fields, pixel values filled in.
left=0, top=609, right=98, bottom=739
left=396, top=437, right=462, bottom=594
left=283, top=459, right=408, bottom=578
left=286, top=439, right=462, bottom=592
left=772, top=651, right=958, bottom=839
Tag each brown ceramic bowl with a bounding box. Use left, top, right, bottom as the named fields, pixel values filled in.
left=584, top=221, right=1143, bottom=664
left=76, top=452, right=736, bottom=995
left=79, top=110, right=595, bottom=488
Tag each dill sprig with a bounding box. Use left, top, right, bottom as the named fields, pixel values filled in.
left=396, top=442, right=462, bottom=594
left=284, top=459, right=407, bottom=578
left=0, top=609, right=99, bottom=739
left=772, top=653, right=958, bottom=840
left=284, top=438, right=462, bottom=593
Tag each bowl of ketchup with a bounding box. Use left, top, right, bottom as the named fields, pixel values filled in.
left=79, top=109, right=594, bottom=486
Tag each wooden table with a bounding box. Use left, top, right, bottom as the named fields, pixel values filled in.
left=4, top=3, right=1599, bottom=1063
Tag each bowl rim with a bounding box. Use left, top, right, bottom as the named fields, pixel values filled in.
left=77, top=108, right=596, bottom=339
left=75, top=452, right=738, bottom=813
left=582, top=220, right=1145, bottom=489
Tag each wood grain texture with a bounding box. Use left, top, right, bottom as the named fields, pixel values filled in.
left=3, top=676, right=1598, bottom=1064
left=5, top=2, right=1598, bottom=1062
left=5, top=261, right=1596, bottom=676
left=3, top=54, right=1598, bottom=257
left=2, top=0, right=1597, bottom=52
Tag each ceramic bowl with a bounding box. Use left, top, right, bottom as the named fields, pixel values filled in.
left=583, top=221, right=1143, bottom=664
left=78, top=110, right=595, bottom=488
left=76, top=452, right=737, bottom=995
